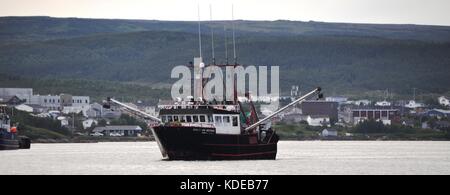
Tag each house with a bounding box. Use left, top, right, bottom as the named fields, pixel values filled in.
left=82, top=119, right=98, bottom=129
left=321, top=128, right=338, bottom=137
left=57, top=116, right=69, bottom=127
left=0, top=88, right=33, bottom=103
left=29, top=94, right=90, bottom=111
left=85, top=103, right=104, bottom=118
left=351, top=106, right=399, bottom=125
left=92, top=125, right=143, bottom=137
left=0, top=95, right=25, bottom=106
left=306, top=115, right=330, bottom=127
left=300, top=101, right=338, bottom=120
left=404, top=100, right=425, bottom=109
left=438, top=96, right=449, bottom=107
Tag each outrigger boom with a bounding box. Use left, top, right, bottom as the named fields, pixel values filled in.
left=104, top=97, right=162, bottom=123
left=245, top=87, right=323, bottom=131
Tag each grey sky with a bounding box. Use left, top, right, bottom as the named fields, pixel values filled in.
left=1, top=0, right=450, bottom=26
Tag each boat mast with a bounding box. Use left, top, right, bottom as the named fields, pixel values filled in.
left=231, top=4, right=238, bottom=103
left=198, top=4, right=203, bottom=59
left=210, top=4, right=215, bottom=65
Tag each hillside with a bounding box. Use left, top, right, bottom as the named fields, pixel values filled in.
left=1, top=17, right=450, bottom=96
left=2, top=17, right=450, bottom=43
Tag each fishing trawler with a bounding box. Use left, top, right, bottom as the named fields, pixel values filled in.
left=0, top=105, right=31, bottom=150
left=102, top=6, right=323, bottom=160
left=104, top=83, right=322, bottom=160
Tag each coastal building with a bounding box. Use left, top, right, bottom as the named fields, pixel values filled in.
left=0, top=95, right=25, bottom=106
left=404, top=100, right=425, bottom=109
left=92, top=125, right=143, bottom=137
left=0, top=88, right=33, bottom=103
left=439, top=96, right=450, bottom=107
left=0, top=88, right=90, bottom=113
left=85, top=103, right=104, bottom=118
left=57, top=116, right=69, bottom=127
left=306, top=115, right=330, bottom=127
left=300, top=100, right=338, bottom=120
left=82, top=119, right=98, bottom=129
left=351, top=106, right=399, bottom=125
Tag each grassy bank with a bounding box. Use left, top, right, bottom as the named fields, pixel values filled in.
left=274, top=122, right=450, bottom=141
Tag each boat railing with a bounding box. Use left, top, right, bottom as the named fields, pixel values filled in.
left=165, top=122, right=215, bottom=129
left=158, top=104, right=239, bottom=111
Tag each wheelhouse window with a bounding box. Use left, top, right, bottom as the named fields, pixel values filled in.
left=200, top=115, right=206, bottom=123
left=168, top=116, right=173, bottom=122
left=186, top=116, right=192, bottom=123
left=208, top=115, right=214, bottom=123
left=173, top=116, right=179, bottom=122
left=180, top=116, right=186, bottom=123
left=193, top=115, right=199, bottom=122
left=232, top=116, right=239, bottom=127
left=223, top=116, right=231, bottom=126
left=215, top=116, right=222, bottom=126
left=161, top=116, right=167, bottom=123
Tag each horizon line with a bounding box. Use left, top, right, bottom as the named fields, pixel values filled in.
left=1, top=15, right=450, bottom=27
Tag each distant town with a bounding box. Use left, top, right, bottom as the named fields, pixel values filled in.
left=1, top=87, right=450, bottom=141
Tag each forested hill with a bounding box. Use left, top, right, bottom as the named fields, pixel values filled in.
left=1, top=16, right=450, bottom=95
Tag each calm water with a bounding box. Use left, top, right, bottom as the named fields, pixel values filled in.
left=1, top=141, right=450, bottom=175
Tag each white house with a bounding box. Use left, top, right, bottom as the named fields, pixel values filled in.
left=306, top=115, right=330, bottom=127
left=321, top=129, right=338, bottom=137
left=57, top=116, right=69, bottom=127
left=15, top=104, right=34, bottom=113
left=404, top=100, right=425, bottom=109
left=82, top=119, right=98, bottom=129
left=439, top=96, right=449, bottom=107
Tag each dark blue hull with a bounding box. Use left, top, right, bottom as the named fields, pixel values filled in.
left=153, top=126, right=278, bottom=160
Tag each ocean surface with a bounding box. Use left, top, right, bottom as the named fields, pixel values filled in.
left=1, top=141, right=450, bottom=175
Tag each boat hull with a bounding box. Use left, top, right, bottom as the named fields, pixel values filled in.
left=153, top=126, right=278, bottom=160
left=0, top=138, right=20, bottom=150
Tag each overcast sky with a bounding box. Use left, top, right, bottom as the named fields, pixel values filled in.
left=1, top=0, right=450, bottom=26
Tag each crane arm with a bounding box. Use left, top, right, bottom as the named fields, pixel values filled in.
left=103, top=98, right=162, bottom=123
left=245, top=87, right=322, bottom=131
